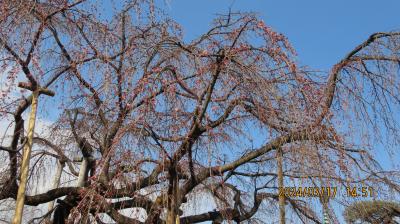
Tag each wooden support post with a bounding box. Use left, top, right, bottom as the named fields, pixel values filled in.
left=277, top=148, right=285, bottom=224
left=12, top=89, right=39, bottom=224
left=320, top=189, right=330, bottom=224
left=12, top=83, right=54, bottom=224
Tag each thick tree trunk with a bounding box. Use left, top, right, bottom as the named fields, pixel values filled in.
left=72, top=154, right=91, bottom=222
left=46, top=161, right=65, bottom=223
left=76, top=157, right=89, bottom=187
left=12, top=90, right=39, bottom=224
left=167, top=167, right=180, bottom=224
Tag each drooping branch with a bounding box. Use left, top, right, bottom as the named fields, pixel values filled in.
left=314, top=32, right=400, bottom=127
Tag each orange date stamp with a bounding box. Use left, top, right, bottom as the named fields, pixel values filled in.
left=279, top=186, right=375, bottom=198
left=279, top=186, right=337, bottom=198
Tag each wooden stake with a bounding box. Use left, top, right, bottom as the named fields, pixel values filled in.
left=277, top=148, right=285, bottom=224
left=12, top=90, right=39, bottom=224
left=12, top=83, right=54, bottom=224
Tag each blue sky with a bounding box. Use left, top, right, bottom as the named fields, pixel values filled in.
left=160, top=0, right=400, bottom=165
left=162, top=0, right=399, bottom=70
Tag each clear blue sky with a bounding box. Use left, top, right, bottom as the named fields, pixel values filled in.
left=160, top=0, right=400, bottom=166
left=161, top=0, right=399, bottom=70
left=161, top=0, right=400, bottom=158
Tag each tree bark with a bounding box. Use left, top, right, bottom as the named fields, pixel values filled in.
left=47, top=160, right=64, bottom=222
left=167, top=167, right=180, bottom=224
left=76, top=157, right=89, bottom=187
